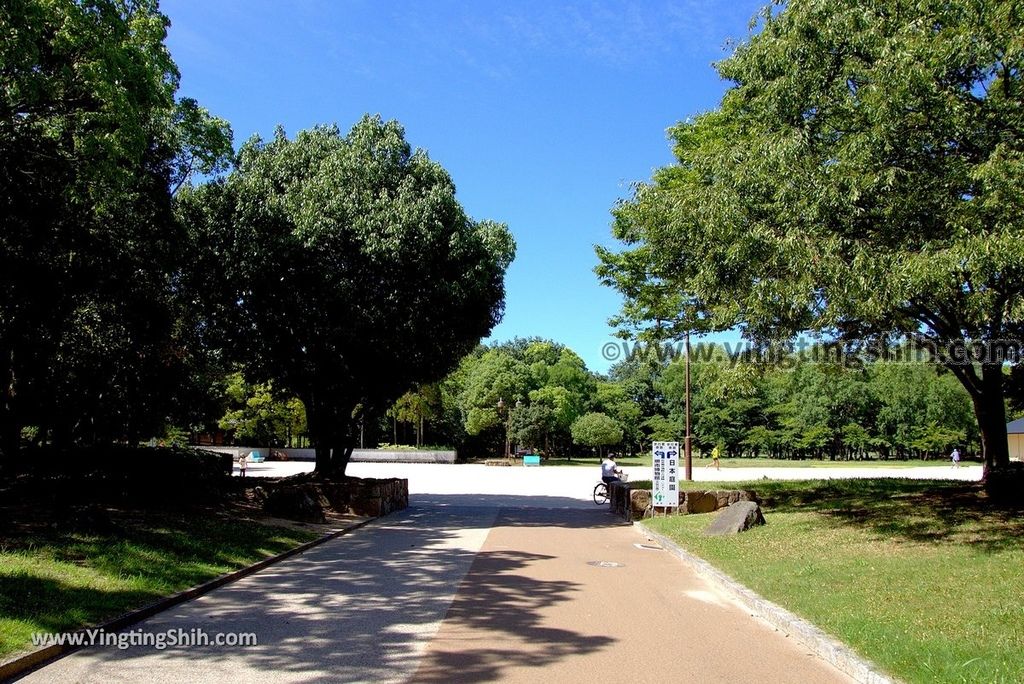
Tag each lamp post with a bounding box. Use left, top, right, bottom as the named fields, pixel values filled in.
left=684, top=331, right=693, bottom=481
left=497, top=397, right=509, bottom=458
left=514, top=398, right=523, bottom=455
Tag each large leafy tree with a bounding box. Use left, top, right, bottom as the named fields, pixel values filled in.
left=0, top=0, right=231, bottom=464
left=598, top=0, right=1024, bottom=476
left=180, top=117, right=514, bottom=475
left=455, top=339, right=600, bottom=456
left=570, top=412, right=624, bottom=457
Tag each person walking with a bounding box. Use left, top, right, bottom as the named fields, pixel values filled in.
left=950, top=447, right=961, bottom=468
left=238, top=452, right=248, bottom=478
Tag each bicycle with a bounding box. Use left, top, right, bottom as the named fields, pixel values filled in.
left=593, top=471, right=628, bottom=505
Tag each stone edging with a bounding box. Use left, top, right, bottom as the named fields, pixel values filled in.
left=637, top=522, right=895, bottom=684
left=0, top=515, right=381, bottom=683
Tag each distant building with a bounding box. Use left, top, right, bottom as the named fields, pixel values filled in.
left=1007, top=418, right=1024, bottom=461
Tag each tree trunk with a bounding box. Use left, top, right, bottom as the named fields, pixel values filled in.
left=306, top=393, right=333, bottom=475
left=314, top=444, right=332, bottom=473
left=331, top=445, right=354, bottom=476
left=971, top=363, right=1010, bottom=475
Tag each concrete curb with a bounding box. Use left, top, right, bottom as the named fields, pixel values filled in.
left=0, top=515, right=383, bottom=683
left=637, top=522, right=895, bottom=684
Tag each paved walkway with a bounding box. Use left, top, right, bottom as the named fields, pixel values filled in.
left=20, top=462, right=922, bottom=682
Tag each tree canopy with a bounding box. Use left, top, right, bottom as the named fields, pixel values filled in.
left=178, top=117, right=515, bottom=474
left=0, top=0, right=232, bottom=463
left=570, top=412, right=624, bottom=456
left=597, top=0, right=1024, bottom=475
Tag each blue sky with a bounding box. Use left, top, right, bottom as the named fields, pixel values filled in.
left=163, top=0, right=765, bottom=374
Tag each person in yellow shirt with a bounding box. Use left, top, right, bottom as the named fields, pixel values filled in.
left=707, top=443, right=722, bottom=471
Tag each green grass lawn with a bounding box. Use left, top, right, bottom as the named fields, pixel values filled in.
left=643, top=479, right=1024, bottom=684
left=0, top=512, right=317, bottom=659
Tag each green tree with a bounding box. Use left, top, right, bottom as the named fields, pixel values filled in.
left=457, top=348, right=534, bottom=436
left=217, top=372, right=306, bottom=447
left=594, top=381, right=644, bottom=454
left=453, top=339, right=600, bottom=456
left=388, top=385, right=440, bottom=448
left=0, top=0, right=231, bottom=464
left=507, top=403, right=556, bottom=453
left=570, top=412, right=624, bottom=457
left=598, top=0, right=1024, bottom=476
left=180, top=118, right=514, bottom=475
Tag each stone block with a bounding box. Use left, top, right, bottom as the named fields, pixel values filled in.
left=264, top=485, right=327, bottom=523
left=686, top=491, right=719, bottom=514
left=630, top=489, right=651, bottom=518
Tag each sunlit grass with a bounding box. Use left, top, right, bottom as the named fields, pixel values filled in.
left=0, top=514, right=316, bottom=658
left=644, top=479, right=1024, bottom=684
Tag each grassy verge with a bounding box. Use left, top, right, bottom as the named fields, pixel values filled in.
left=643, top=479, right=1024, bottom=684
left=0, top=511, right=317, bottom=659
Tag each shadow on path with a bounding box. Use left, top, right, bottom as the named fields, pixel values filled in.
left=25, top=503, right=619, bottom=682
left=412, top=506, right=616, bottom=683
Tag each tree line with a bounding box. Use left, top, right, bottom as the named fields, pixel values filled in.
left=222, top=337, right=985, bottom=463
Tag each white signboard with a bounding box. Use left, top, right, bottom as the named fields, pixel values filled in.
left=652, top=441, right=680, bottom=508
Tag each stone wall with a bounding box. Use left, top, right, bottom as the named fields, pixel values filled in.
left=610, top=484, right=758, bottom=520
left=263, top=477, right=409, bottom=522
left=199, top=447, right=456, bottom=464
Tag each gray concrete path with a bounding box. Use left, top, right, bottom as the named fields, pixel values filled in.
left=20, top=466, right=867, bottom=683
left=20, top=505, right=497, bottom=683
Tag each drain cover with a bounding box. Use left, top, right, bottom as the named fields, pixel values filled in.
left=587, top=560, right=625, bottom=568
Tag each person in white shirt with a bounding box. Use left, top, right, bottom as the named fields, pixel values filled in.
left=601, top=455, right=622, bottom=484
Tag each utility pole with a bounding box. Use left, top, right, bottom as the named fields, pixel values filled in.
left=684, top=331, right=693, bottom=481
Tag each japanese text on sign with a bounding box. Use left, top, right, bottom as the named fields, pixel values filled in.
left=651, top=441, right=680, bottom=508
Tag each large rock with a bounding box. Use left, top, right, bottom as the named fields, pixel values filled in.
left=630, top=489, right=652, bottom=518
left=704, top=501, right=766, bottom=536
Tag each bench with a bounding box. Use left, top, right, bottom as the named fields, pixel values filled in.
left=484, top=458, right=514, bottom=466
left=522, top=454, right=541, bottom=466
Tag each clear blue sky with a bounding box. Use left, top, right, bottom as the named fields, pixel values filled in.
left=163, top=0, right=764, bottom=374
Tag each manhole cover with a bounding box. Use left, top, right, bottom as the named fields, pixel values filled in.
left=633, top=543, right=663, bottom=551
left=587, top=560, right=625, bottom=568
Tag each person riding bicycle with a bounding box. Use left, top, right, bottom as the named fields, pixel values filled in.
left=601, top=454, right=623, bottom=484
